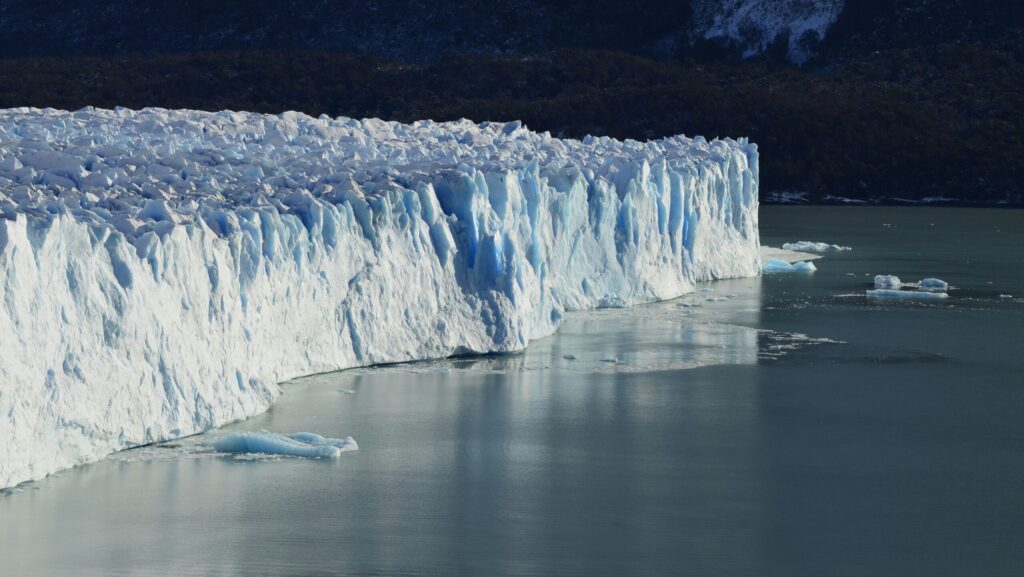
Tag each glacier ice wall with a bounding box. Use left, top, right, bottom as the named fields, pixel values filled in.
left=0, top=107, right=759, bottom=488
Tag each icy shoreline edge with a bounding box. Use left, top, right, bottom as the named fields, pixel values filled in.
left=0, top=108, right=760, bottom=488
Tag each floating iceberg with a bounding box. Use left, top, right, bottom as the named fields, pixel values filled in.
left=874, top=275, right=902, bottom=289
left=0, top=107, right=760, bottom=487
left=762, top=258, right=816, bottom=273
left=213, top=432, right=357, bottom=458
left=874, top=275, right=950, bottom=292
left=918, top=278, right=948, bottom=292
left=782, top=241, right=851, bottom=252
left=760, top=245, right=822, bottom=264
left=867, top=289, right=949, bottom=301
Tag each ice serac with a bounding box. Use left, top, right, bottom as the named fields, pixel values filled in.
left=0, top=107, right=760, bottom=488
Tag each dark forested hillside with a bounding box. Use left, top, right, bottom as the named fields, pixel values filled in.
left=0, top=0, right=695, bottom=60
left=5, top=1, right=1020, bottom=65
left=818, top=0, right=1024, bottom=59
left=1, top=1, right=1021, bottom=204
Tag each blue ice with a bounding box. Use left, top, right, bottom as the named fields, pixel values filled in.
left=918, top=278, right=948, bottom=292
left=762, top=258, right=816, bottom=273
left=867, top=289, right=949, bottom=301
left=212, top=432, right=358, bottom=458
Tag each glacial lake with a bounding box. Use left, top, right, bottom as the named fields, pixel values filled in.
left=2, top=207, right=1023, bottom=577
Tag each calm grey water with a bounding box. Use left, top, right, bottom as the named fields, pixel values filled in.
left=2, top=207, right=1023, bottom=577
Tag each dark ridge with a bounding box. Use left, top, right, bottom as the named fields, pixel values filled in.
left=0, top=0, right=693, bottom=60
left=1, top=47, right=1020, bottom=205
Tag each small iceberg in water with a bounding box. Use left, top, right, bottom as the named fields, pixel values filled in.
left=212, top=432, right=358, bottom=458
left=874, top=275, right=902, bottom=289
left=782, top=241, right=851, bottom=252
left=869, top=274, right=952, bottom=301
left=875, top=275, right=950, bottom=292
left=918, top=278, right=948, bottom=292
left=763, top=258, right=817, bottom=273
left=867, top=289, right=949, bottom=301
left=869, top=275, right=953, bottom=301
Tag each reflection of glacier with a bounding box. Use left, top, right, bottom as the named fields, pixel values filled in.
left=0, top=108, right=759, bottom=488
left=561, top=300, right=761, bottom=373
left=355, top=278, right=765, bottom=375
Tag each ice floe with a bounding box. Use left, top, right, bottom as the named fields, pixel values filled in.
left=918, top=278, right=949, bottom=292
left=763, top=258, right=816, bottom=273
left=212, top=432, right=358, bottom=458
left=782, top=241, right=851, bottom=252
left=867, top=289, right=949, bottom=302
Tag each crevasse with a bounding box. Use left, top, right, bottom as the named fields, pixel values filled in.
left=0, top=108, right=760, bottom=488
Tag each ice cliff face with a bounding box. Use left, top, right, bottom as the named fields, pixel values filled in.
left=0, top=108, right=760, bottom=488
left=691, top=0, right=845, bottom=63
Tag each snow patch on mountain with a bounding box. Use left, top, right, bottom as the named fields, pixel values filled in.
left=692, top=0, right=845, bottom=63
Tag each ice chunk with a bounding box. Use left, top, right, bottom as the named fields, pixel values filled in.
left=867, top=289, right=949, bottom=301
left=763, top=258, right=816, bottom=273
left=760, top=245, right=822, bottom=264
left=212, top=432, right=357, bottom=458
left=782, top=241, right=851, bottom=252
left=0, top=107, right=760, bottom=488
left=874, top=275, right=902, bottom=289
left=918, top=278, right=948, bottom=292
left=287, top=432, right=358, bottom=451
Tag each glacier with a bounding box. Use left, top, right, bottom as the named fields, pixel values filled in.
left=0, top=107, right=760, bottom=488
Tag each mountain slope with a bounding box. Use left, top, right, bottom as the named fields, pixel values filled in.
left=0, top=1, right=694, bottom=59
left=2, top=2, right=1021, bottom=204
left=4, top=1, right=1021, bottom=66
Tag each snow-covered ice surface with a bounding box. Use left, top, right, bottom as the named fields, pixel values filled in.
left=0, top=107, right=760, bottom=488
left=782, top=241, right=851, bottom=253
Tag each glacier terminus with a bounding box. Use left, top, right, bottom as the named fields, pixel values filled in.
left=0, top=107, right=760, bottom=488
